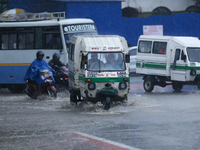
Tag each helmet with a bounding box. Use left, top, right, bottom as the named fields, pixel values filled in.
left=36, top=51, right=44, bottom=59
left=53, top=53, right=60, bottom=60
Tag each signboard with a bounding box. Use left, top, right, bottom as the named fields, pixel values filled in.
left=63, top=23, right=97, bottom=34
left=143, top=25, right=163, bottom=35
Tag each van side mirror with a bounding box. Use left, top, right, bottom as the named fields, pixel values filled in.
left=125, top=54, right=130, bottom=63
left=66, top=43, right=70, bottom=53
left=182, top=54, right=186, bottom=62
left=82, top=54, right=87, bottom=63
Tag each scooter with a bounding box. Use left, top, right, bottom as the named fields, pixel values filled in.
left=25, top=69, right=57, bottom=99
left=53, top=65, right=69, bottom=91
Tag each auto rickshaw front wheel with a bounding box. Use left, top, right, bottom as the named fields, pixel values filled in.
left=172, top=81, right=183, bottom=92
left=104, top=97, right=111, bottom=110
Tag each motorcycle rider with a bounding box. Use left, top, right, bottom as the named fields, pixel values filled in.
left=48, top=53, right=69, bottom=90
left=48, top=53, right=65, bottom=71
left=24, top=51, right=56, bottom=96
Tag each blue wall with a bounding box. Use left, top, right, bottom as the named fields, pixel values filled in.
left=8, top=0, right=200, bottom=46
left=9, top=0, right=66, bottom=13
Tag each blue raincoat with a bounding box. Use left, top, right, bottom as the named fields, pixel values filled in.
left=24, top=59, right=56, bottom=86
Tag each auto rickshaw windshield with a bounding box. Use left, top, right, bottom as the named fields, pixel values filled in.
left=87, top=52, right=126, bottom=71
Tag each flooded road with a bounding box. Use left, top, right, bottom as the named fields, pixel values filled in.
left=1, top=76, right=200, bottom=150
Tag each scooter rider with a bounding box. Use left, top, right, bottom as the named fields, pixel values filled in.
left=48, top=53, right=64, bottom=71
left=24, top=51, right=56, bottom=93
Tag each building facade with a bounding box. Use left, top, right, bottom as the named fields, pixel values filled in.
left=122, top=0, right=198, bottom=17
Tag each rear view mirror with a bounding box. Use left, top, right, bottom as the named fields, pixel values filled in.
left=125, top=54, right=130, bottom=63
left=82, top=54, right=87, bottom=64
left=182, top=54, right=186, bottom=62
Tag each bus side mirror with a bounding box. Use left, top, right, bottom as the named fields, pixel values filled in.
left=125, top=54, right=130, bottom=63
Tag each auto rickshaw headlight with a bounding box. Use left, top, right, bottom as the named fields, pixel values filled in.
left=190, top=68, right=196, bottom=76
left=88, top=83, right=95, bottom=90
left=119, top=82, right=127, bottom=90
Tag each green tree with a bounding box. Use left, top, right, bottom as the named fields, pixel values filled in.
left=196, top=0, right=200, bottom=5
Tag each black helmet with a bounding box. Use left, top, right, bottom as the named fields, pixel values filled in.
left=53, top=53, right=60, bottom=60
left=36, top=51, right=44, bottom=59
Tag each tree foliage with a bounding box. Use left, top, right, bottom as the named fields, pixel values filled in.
left=196, top=0, right=200, bottom=5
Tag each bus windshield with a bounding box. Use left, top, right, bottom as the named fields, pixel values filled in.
left=87, top=52, right=125, bottom=71
left=64, top=32, right=98, bottom=45
left=187, top=48, right=200, bottom=62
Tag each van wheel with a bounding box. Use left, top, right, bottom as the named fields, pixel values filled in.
left=172, top=81, right=183, bottom=92
left=143, top=77, right=154, bottom=92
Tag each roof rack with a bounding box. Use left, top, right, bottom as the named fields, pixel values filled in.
left=0, top=12, right=65, bottom=22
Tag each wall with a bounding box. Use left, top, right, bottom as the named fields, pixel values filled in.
left=119, top=13, right=200, bottom=46
left=66, top=2, right=122, bottom=35
left=9, top=0, right=66, bottom=13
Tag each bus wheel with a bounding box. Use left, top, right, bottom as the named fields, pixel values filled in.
left=143, top=77, right=154, bottom=92
left=172, top=81, right=183, bottom=92
left=8, top=84, right=26, bottom=93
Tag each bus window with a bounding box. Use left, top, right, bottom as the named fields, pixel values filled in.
left=26, top=33, right=34, bottom=49
left=9, top=34, right=17, bottom=49
left=18, top=34, right=25, bottom=49
left=2, top=34, right=8, bottom=49
left=35, top=28, right=42, bottom=49
left=45, top=34, right=62, bottom=49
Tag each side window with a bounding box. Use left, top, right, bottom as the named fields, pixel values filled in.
left=175, top=49, right=181, bottom=60
left=1, top=27, right=17, bottom=50
left=153, top=42, right=167, bottom=54
left=45, top=33, right=62, bottom=49
left=16, top=28, right=34, bottom=49
left=43, top=26, right=62, bottom=49
left=138, top=41, right=152, bottom=53
left=68, top=44, right=75, bottom=61
left=80, top=55, right=84, bottom=70
left=2, top=34, right=8, bottom=49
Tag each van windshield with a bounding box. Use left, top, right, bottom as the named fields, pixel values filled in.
left=187, top=48, right=200, bottom=62
left=87, top=52, right=125, bottom=71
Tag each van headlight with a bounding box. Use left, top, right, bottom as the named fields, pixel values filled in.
left=119, top=82, right=127, bottom=90
left=88, top=83, right=95, bottom=90
left=190, top=69, right=196, bottom=76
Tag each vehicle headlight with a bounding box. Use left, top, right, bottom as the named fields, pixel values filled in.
left=119, top=82, right=127, bottom=90
left=88, top=83, right=95, bottom=90
left=190, top=69, right=196, bottom=76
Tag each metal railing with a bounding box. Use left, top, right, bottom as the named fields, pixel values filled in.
left=0, top=12, right=65, bottom=22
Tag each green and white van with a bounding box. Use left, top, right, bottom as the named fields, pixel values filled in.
left=136, top=35, right=200, bottom=92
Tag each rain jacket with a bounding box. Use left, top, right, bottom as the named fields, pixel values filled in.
left=24, top=59, right=56, bottom=86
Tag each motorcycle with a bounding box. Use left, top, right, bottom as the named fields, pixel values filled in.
left=25, top=69, right=57, bottom=99
left=53, top=65, right=69, bottom=91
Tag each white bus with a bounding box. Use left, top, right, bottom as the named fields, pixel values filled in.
left=0, top=12, right=98, bottom=93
